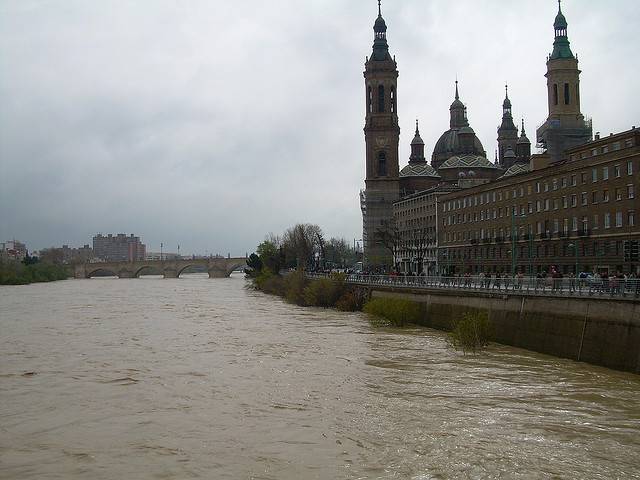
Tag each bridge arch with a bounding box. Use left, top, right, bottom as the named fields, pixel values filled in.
left=226, top=262, right=246, bottom=275
left=208, top=261, right=246, bottom=278
left=134, top=265, right=163, bottom=277
left=86, top=268, right=118, bottom=278
left=176, top=264, right=206, bottom=278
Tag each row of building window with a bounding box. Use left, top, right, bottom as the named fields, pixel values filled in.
left=442, top=240, right=627, bottom=261
left=444, top=186, right=635, bottom=226
left=444, top=211, right=636, bottom=243
left=443, top=161, right=635, bottom=212
left=573, top=138, right=636, bottom=161
left=396, top=204, right=436, bottom=217
left=402, top=217, right=436, bottom=228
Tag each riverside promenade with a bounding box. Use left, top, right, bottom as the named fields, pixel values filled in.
left=317, top=273, right=640, bottom=300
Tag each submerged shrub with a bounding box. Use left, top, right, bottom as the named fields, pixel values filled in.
left=252, top=270, right=364, bottom=312
left=448, top=311, right=493, bottom=355
left=303, top=278, right=340, bottom=307
left=363, top=297, right=422, bottom=327
left=283, top=270, right=308, bottom=306
left=254, top=269, right=285, bottom=296
left=335, top=290, right=366, bottom=312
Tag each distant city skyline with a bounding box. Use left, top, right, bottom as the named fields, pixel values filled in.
left=1, top=0, right=638, bottom=254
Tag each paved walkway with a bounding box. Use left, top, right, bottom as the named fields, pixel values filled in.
left=307, top=273, right=640, bottom=300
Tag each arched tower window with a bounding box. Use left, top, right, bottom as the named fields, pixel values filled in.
left=367, top=86, right=372, bottom=113
left=553, top=84, right=558, bottom=105
left=378, top=85, right=385, bottom=113
left=390, top=86, right=396, bottom=113
left=378, top=151, right=387, bottom=176
left=564, top=83, right=570, bottom=105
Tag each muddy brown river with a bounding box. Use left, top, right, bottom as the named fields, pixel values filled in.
left=1, top=273, right=639, bottom=479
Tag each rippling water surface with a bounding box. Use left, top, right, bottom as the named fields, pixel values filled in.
left=1, top=273, right=639, bottom=479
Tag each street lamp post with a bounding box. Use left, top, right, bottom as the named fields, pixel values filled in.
left=461, top=251, right=465, bottom=274
left=528, top=228, right=534, bottom=277
left=511, top=209, right=516, bottom=276
left=511, top=209, right=527, bottom=276
left=568, top=242, right=579, bottom=275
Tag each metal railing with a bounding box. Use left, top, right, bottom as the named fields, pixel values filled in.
left=306, top=273, right=640, bottom=299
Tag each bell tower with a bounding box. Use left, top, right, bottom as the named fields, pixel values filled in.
left=361, top=0, right=400, bottom=268
left=536, top=0, right=592, bottom=162
left=497, top=84, right=519, bottom=169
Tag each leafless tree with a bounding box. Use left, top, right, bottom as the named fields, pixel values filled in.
left=282, top=223, right=323, bottom=270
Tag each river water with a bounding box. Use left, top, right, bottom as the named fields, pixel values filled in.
left=1, top=273, right=639, bottom=479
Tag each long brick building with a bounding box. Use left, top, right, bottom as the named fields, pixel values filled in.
left=439, top=129, right=639, bottom=275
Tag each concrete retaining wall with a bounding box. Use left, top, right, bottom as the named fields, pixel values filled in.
left=370, top=288, right=640, bottom=373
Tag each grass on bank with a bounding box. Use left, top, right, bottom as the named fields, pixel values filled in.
left=362, top=297, right=422, bottom=327
left=447, top=311, right=493, bottom=355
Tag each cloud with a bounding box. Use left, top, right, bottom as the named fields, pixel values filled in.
left=1, top=0, right=638, bottom=254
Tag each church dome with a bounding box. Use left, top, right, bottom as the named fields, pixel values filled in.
left=432, top=81, right=486, bottom=169
left=432, top=129, right=485, bottom=160
left=439, top=155, right=498, bottom=170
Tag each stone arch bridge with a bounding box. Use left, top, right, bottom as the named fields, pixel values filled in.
left=74, top=257, right=247, bottom=279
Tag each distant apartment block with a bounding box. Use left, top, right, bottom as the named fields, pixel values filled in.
left=93, top=234, right=146, bottom=262
left=0, top=240, right=27, bottom=261
left=37, top=244, right=94, bottom=264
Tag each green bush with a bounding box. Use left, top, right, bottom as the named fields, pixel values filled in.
left=283, top=270, right=308, bottom=306
left=335, top=290, right=365, bottom=312
left=302, top=273, right=352, bottom=308
left=252, top=270, right=366, bottom=312
left=363, top=297, right=422, bottom=327
left=254, top=269, right=285, bottom=296
left=304, top=278, right=345, bottom=307
left=0, top=261, right=69, bottom=285
left=448, top=311, right=493, bottom=355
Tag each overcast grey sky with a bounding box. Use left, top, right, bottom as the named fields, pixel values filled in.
left=1, top=0, right=638, bottom=255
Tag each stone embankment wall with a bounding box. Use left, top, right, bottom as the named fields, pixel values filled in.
left=369, top=288, right=640, bottom=374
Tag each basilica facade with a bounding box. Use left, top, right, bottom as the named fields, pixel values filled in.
left=361, top=1, right=600, bottom=271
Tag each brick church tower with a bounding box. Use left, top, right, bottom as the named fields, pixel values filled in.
left=361, top=0, right=400, bottom=268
